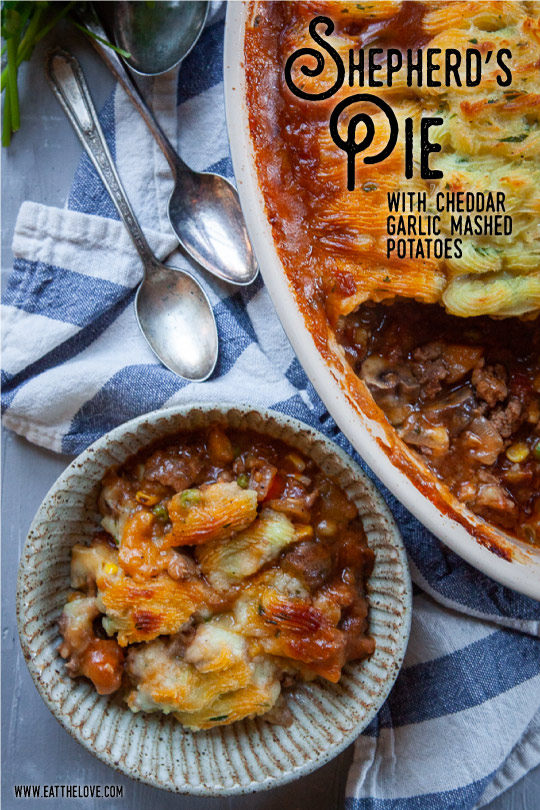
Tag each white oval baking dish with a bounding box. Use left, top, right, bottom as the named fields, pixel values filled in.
left=223, top=2, right=540, bottom=601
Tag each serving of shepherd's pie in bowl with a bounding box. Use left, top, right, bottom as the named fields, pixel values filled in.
left=17, top=405, right=410, bottom=794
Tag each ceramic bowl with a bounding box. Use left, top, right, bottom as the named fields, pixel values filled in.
left=17, top=404, right=411, bottom=795
left=223, top=3, right=540, bottom=601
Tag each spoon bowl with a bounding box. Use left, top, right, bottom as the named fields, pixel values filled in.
left=104, top=1, right=208, bottom=76
left=168, top=169, right=257, bottom=287
left=135, top=262, right=217, bottom=381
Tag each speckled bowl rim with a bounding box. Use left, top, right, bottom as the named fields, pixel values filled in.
left=17, top=403, right=412, bottom=796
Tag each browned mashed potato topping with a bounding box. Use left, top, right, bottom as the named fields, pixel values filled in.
left=59, top=425, right=374, bottom=730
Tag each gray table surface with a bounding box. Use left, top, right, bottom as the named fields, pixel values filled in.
left=2, top=23, right=539, bottom=810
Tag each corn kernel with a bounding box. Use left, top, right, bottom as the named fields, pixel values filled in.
left=527, top=401, right=540, bottom=424
left=295, top=524, right=314, bottom=541
left=353, top=326, right=369, bottom=346
left=317, top=518, right=338, bottom=537
left=505, top=442, right=530, bottom=463
left=103, top=563, right=118, bottom=575
left=291, top=473, right=312, bottom=487
left=136, top=490, right=160, bottom=506
left=286, top=452, right=306, bottom=472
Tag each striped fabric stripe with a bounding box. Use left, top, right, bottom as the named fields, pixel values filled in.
left=4, top=259, right=130, bottom=326
left=345, top=775, right=494, bottom=810
left=371, top=629, right=540, bottom=730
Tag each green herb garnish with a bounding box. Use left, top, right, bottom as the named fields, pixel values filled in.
left=1, top=2, right=131, bottom=146
left=473, top=245, right=503, bottom=257
left=499, top=133, right=528, bottom=143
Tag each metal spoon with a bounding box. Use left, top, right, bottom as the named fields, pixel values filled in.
left=107, top=0, right=208, bottom=76
left=46, top=48, right=218, bottom=382
left=77, top=3, right=258, bottom=287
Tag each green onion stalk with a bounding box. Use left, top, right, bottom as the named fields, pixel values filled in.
left=1, top=1, right=130, bottom=146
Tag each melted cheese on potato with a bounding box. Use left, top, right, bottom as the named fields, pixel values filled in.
left=126, top=625, right=281, bottom=729
left=99, top=574, right=208, bottom=646
left=167, top=482, right=258, bottom=546
left=196, top=508, right=298, bottom=589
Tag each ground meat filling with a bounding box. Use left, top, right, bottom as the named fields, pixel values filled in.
left=282, top=540, right=333, bottom=590
left=59, top=426, right=376, bottom=724
left=337, top=300, right=540, bottom=546
left=471, top=362, right=508, bottom=408
left=490, top=398, right=523, bottom=439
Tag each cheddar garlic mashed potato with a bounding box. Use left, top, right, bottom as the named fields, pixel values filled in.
left=59, top=426, right=374, bottom=730
left=282, top=0, right=540, bottom=319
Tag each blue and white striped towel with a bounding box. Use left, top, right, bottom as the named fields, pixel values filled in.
left=2, top=6, right=540, bottom=808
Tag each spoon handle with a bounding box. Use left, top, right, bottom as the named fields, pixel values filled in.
left=80, top=11, right=187, bottom=179
left=46, top=48, right=159, bottom=270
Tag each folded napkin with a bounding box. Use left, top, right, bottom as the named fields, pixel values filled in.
left=2, top=6, right=539, bottom=808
